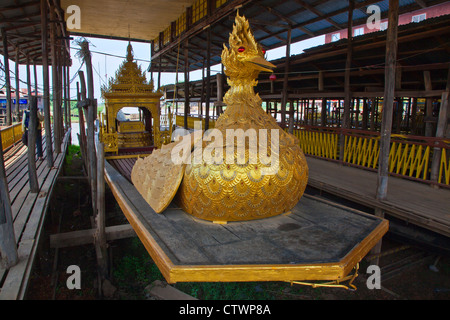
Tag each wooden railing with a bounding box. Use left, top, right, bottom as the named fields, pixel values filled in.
left=1, top=123, right=23, bottom=151
left=292, top=125, right=450, bottom=187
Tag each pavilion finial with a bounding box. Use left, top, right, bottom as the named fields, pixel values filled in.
left=126, top=41, right=133, bottom=62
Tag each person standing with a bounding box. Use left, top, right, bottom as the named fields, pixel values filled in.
left=22, top=107, right=44, bottom=161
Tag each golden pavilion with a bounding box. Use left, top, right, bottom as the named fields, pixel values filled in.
left=100, top=42, right=165, bottom=153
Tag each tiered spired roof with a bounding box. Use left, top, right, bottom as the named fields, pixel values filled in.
left=102, top=43, right=158, bottom=97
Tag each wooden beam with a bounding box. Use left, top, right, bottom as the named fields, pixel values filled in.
left=49, top=224, right=136, bottom=248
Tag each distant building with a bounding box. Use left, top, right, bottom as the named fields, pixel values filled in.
left=325, top=2, right=450, bottom=43
left=0, top=88, right=43, bottom=124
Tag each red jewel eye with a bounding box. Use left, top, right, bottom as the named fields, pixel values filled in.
left=262, top=49, right=266, bottom=54
left=238, top=46, right=245, bottom=52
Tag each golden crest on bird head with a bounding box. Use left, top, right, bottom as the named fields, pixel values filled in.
left=177, top=12, right=309, bottom=223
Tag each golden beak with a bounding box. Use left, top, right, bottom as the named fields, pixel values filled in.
left=247, top=56, right=276, bottom=72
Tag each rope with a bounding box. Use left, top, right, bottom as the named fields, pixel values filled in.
left=285, top=263, right=359, bottom=291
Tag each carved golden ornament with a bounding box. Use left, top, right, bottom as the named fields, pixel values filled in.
left=177, top=12, right=309, bottom=222
left=102, top=132, right=118, bottom=153
left=131, top=132, right=201, bottom=213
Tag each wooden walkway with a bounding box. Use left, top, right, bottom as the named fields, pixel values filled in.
left=306, top=157, right=450, bottom=238
left=0, top=131, right=70, bottom=300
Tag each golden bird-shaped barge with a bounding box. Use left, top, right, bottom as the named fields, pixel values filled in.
left=177, top=13, right=309, bottom=222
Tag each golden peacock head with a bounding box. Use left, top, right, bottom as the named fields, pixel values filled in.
left=222, top=12, right=275, bottom=80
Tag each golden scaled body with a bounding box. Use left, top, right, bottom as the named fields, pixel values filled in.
left=178, top=13, right=308, bottom=222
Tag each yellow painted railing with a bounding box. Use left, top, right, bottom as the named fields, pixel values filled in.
left=175, top=114, right=216, bottom=129
left=388, top=140, right=430, bottom=180
left=175, top=119, right=449, bottom=187
left=439, top=148, right=450, bottom=185
left=291, top=126, right=449, bottom=187
left=293, top=127, right=339, bottom=160
left=344, top=134, right=379, bottom=169
left=1, top=123, right=23, bottom=151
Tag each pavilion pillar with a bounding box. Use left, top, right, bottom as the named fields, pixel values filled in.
left=2, top=28, right=12, bottom=126
left=41, top=0, right=53, bottom=167
left=372, top=0, right=400, bottom=265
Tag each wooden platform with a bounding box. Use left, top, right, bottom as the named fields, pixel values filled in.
left=306, top=157, right=450, bottom=238
left=0, top=131, right=70, bottom=300
left=104, top=160, right=388, bottom=284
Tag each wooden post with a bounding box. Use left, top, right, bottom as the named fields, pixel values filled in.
left=372, top=0, right=399, bottom=266
left=63, top=57, right=68, bottom=130
left=321, top=98, right=327, bottom=127
left=27, top=60, right=39, bottom=193
left=340, top=1, right=354, bottom=161
left=282, top=27, right=291, bottom=130
left=33, top=60, right=38, bottom=96
left=0, top=132, right=18, bottom=269
left=80, top=41, right=97, bottom=216
left=430, top=68, right=450, bottom=184
left=184, top=40, right=190, bottom=130
left=95, top=140, right=108, bottom=279
left=376, top=0, right=399, bottom=201
left=50, top=4, right=61, bottom=153
left=362, top=98, right=368, bottom=130
left=2, top=28, right=12, bottom=126
left=15, top=49, right=20, bottom=121
left=288, top=100, right=295, bottom=133
left=41, top=0, right=53, bottom=167
left=66, top=62, right=71, bottom=128
left=423, top=71, right=434, bottom=137
left=205, top=27, right=211, bottom=131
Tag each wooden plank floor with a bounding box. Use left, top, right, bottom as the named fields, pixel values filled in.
left=306, top=157, right=450, bottom=238
left=0, top=131, right=70, bottom=300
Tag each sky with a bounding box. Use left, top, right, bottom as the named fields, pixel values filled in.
left=1, top=34, right=325, bottom=104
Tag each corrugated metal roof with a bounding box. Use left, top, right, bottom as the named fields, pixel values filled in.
left=148, top=0, right=450, bottom=72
